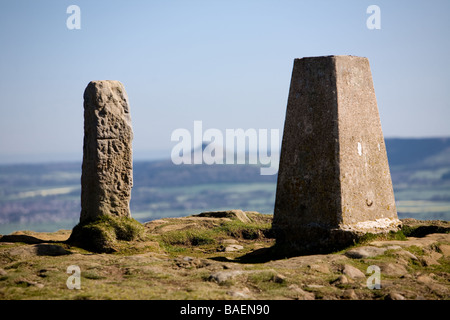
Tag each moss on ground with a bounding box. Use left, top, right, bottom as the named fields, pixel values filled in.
left=160, top=229, right=216, bottom=247
left=67, top=215, right=145, bottom=253
left=215, top=220, right=273, bottom=240
left=350, top=230, right=408, bottom=247
left=156, top=217, right=273, bottom=256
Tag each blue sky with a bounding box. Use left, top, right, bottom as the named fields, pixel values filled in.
left=0, top=0, right=449, bottom=163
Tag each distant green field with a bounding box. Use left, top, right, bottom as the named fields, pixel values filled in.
left=130, top=182, right=277, bottom=222
left=1, top=177, right=449, bottom=235
left=1, top=137, right=450, bottom=234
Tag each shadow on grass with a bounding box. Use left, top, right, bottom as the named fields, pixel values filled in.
left=402, top=225, right=450, bottom=237
left=0, top=234, right=48, bottom=244
left=213, top=220, right=450, bottom=265
left=209, top=244, right=331, bottom=264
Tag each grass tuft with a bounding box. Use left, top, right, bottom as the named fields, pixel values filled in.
left=215, top=220, right=273, bottom=240
left=160, top=229, right=216, bottom=247
left=353, top=230, right=407, bottom=246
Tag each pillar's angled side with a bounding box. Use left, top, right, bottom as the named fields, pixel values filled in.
left=335, top=56, right=398, bottom=231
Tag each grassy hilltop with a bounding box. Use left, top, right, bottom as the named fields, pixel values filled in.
left=0, top=211, right=449, bottom=300
left=0, top=138, right=449, bottom=300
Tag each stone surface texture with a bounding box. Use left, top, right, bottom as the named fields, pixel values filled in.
left=80, top=80, right=133, bottom=223
left=273, top=55, right=400, bottom=253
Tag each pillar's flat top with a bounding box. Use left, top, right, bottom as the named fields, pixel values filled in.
left=294, top=55, right=368, bottom=61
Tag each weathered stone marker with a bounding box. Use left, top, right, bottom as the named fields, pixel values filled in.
left=69, top=80, right=142, bottom=252
left=273, top=56, right=401, bottom=254
left=80, top=80, right=133, bottom=223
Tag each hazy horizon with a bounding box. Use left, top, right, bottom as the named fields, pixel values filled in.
left=1, top=136, right=449, bottom=165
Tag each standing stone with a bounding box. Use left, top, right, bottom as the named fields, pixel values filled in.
left=273, top=56, right=401, bottom=254
left=80, top=80, right=133, bottom=223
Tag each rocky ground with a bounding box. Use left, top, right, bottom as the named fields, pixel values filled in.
left=0, top=211, right=449, bottom=300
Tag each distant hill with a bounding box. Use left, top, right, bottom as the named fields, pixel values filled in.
left=1, top=137, right=448, bottom=188
left=385, top=138, right=450, bottom=167
left=0, top=137, right=449, bottom=234
left=133, top=160, right=276, bottom=188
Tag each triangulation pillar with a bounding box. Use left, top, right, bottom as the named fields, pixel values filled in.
left=273, top=55, right=401, bottom=254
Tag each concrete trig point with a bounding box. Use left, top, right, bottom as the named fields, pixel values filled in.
left=273, top=55, right=401, bottom=254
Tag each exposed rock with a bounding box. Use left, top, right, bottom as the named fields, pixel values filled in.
left=380, top=263, right=408, bottom=277
left=427, top=283, right=448, bottom=296
left=345, top=246, right=387, bottom=259
left=308, top=264, right=331, bottom=274
left=332, top=275, right=352, bottom=286
left=342, top=264, right=366, bottom=279
left=438, top=244, right=450, bottom=257
left=307, top=284, right=325, bottom=289
left=416, top=274, right=434, bottom=284
left=288, top=284, right=315, bottom=300
left=370, top=232, right=450, bottom=248
left=227, top=287, right=252, bottom=299
left=209, top=270, right=243, bottom=284
left=266, top=252, right=348, bottom=270
left=175, top=256, right=211, bottom=269
left=394, top=249, right=418, bottom=261
left=395, top=257, right=410, bottom=267
left=419, top=251, right=442, bottom=266
left=415, top=274, right=448, bottom=296
left=386, top=292, right=406, bottom=300
left=224, top=244, right=244, bottom=252
left=342, top=289, right=358, bottom=299
left=221, top=239, right=239, bottom=245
